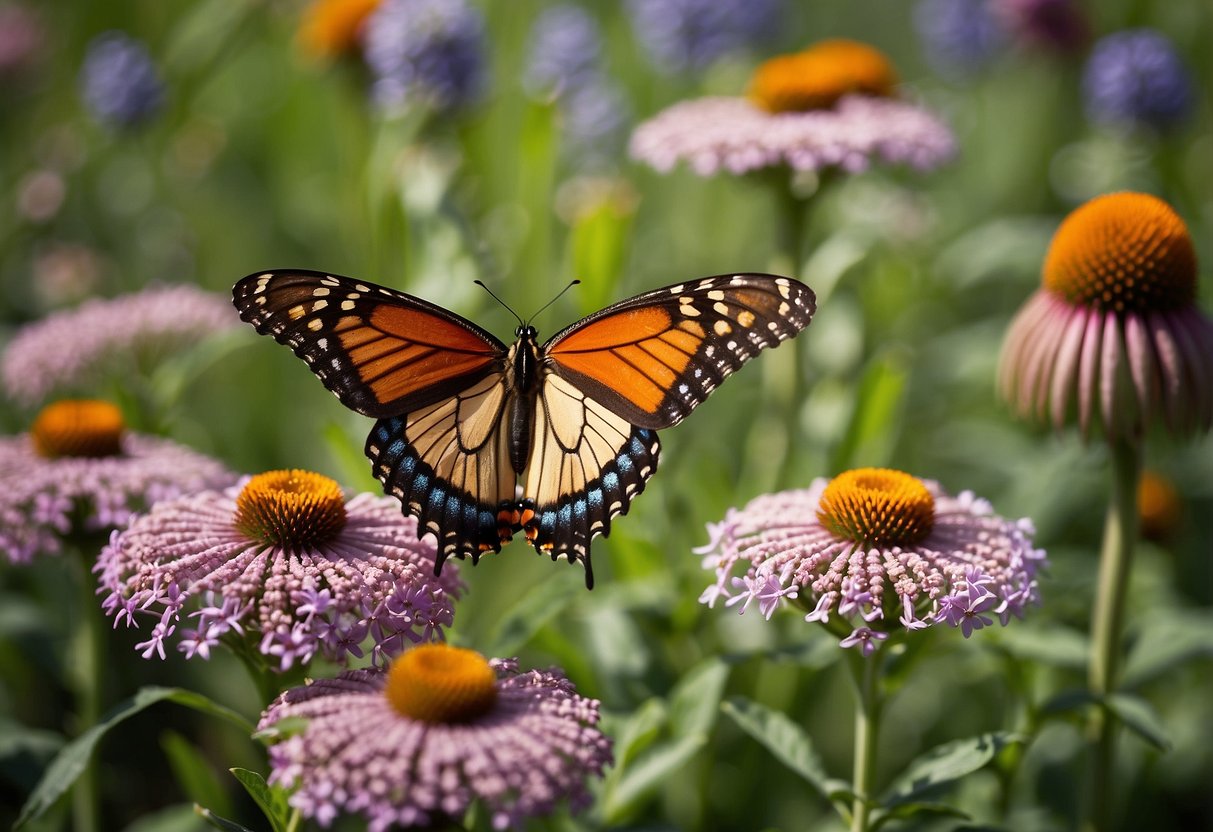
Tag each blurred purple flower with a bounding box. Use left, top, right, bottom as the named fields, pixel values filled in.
left=626, top=0, right=784, bottom=73
left=1082, top=29, right=1193, bottom=131
left=0, top=427, right=236, bottom=564
left=631, top=94, right=955, bottom=177
left=913, top=0, right=1007, bottom=76
left=2, top=284, right=238, bottom=407
left=362, top=0, right=485, bottom=112
left=79, top=32, right=164, bottom=127
left=259, top=651, right=612, bottom=831
left=697, top=469, right=1045, bottom=654
left=95, top=472, right=463, bottom=670
left=524, top=4, right=601, bottom=97
left=0, top=3, right=44, bottom=76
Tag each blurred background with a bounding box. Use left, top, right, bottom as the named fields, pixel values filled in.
left=1, top=0, right=1211, bottom=830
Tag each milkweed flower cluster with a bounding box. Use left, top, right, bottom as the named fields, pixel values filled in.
left=2, top=284, right=238, bottom=406
left=698, top=468, right=1045, bottom=655
left=0, top=400, right=236, bottom=564
left=259, top=644, right=612, bottom=831
left=630, top=39, right=956, bottom=177
left=96, top=470, right=462, bottom=669
left=999, top=192, right=1213, bottom=439
left=525, top=5, right=628, bottom=164
left=1082, top=29, right=1193, bottom=132
left=79, top=32, right=164, bottom=128
left=625, top=0, right=784, bottom=74
left=362, top=0, right=485, bottom=112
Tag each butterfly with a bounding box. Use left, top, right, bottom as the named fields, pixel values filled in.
left=233, top=270, right=815, bottom=587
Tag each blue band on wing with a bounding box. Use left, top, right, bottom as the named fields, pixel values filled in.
left=366, top=416, right=503, bottom=570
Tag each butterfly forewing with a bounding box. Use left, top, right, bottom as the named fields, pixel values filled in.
left=233, top=270, right=506, bottom=418
left=543, top=274, right=816, bottom=429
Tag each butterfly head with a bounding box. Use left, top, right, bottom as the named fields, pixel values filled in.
left=515, top=323, right=539, bottom=341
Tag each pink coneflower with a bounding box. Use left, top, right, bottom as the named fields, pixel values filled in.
left=999, top=192, right=1213, bottom=440
left=2, top=284, right=238, bottom=406
left=0, top=399, right=236, bottom=563
left=258, top=644, right=612, bottom=830
left=95, top=469, right=462, bottom=669
left=698, top=468, right=1045, bottom=655
left=630, top=39, right=956, bottom=177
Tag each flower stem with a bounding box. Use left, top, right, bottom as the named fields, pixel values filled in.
left=70, top=547, right=105, bottom=832
left=1085, top=436, right=1142, bottom=832
left=845, top=650, right=884, bottom=832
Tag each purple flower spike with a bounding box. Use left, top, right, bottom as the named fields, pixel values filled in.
left=1082, top=29, right=1193, bottom=132
left=80, top=32, right=164, bottom=127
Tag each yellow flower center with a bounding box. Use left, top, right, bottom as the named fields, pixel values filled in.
left=385, top=644, right=499, bottom=723
left=297, top=0, right=382, bottom=60
left=31, top=400, right=125, bottom=459
left=233, top=470, right=347, bottom=549
left=1042, top=192, right=1196, bottom=314
left=817, top=468, right=935, bottom=548
left=748, top=39, right=898, bottom=113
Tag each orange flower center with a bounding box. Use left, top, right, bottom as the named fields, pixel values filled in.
left=1137, top=470, right=1181, bottom=541
left=817, top=468, right=935, bottom=548
left=1042, top=192, right=1196, bottom=313
left=385, top=644, right=499, bottom=723
left=297, top=0, right=382, bottom=60
left=31, top=400, right=125, bottom=459
left=748, top=39, right=898, bottom=113
left=234, top=470, right=347, bottom=549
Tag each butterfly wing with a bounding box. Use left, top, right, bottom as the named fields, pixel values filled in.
left=366, top=373, right=516, bottom=570
left=543, top=274, right=816, bottom=430
left=232, top=270, right=507, bottom=418
left=520, top=373, right=662, bottom=587
left=233, top=270, right=517, bottom=569
left=518, top=273, right=815, bottom=583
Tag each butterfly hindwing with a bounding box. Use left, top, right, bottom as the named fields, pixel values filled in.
left=521, top=374, right=662, bottom=585
left=366, top=373, right=515, bottom=568
left=544, top=274, right=816, bottom=429
left=233, top=270, right=507, bottom=418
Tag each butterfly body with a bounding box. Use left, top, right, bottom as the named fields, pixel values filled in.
left=234, top=270, right=815, bottom=587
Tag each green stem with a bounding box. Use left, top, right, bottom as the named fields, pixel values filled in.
left=1085, top=437, right=1142, bottom=832
left=845, top=650, right=885, bottom=832
left=71, top=548, right=105, bottom=832
left=285, top=807, right=302, bottom=832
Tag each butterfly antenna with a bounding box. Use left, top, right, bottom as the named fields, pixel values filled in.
left=526, top=279, right=581, bottom=324
left=474, top=280, right=523, bottom=327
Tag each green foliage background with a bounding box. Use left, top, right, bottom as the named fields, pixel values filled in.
left=1, top=1, right=1211, bottom=830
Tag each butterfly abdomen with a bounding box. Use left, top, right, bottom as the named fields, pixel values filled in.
left=506, top=329, right=542, bottom=474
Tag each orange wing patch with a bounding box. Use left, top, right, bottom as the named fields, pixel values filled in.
left=549, top=306, right=672, bottom=352
left=549, top=322, right=705, bottom=416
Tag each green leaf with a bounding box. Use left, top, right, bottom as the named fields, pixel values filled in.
left=883, top=733, right=1022, bottom=808
left=1122, top=611, right=1213, bottom=688
left=870, top=800, right=969, bottom=831
left=668, top=659, right=729, bottom=737
left=603, top=698, right=667, bottom=772
left=600, top=660, right=730, bottom=822
left=195, top=806, right=259, bottom=832
left=161, top=731, right=233, bottom=819
left=1103, top=694, right=1171, bottom=752
left=829, top=353, right=908, bottom=472
left=230, top=768, right=292, bottom=832
left=14, top=687, right=255, bottom=829
left=121, top=803, right=207, bottom=832
left=601, top=735, right=706, bottom=822
left=721, top=696, right=850, bottom=803
left=482, top=570, right=582, bottom=657
left=992, top=625, right=1089, bottom=670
